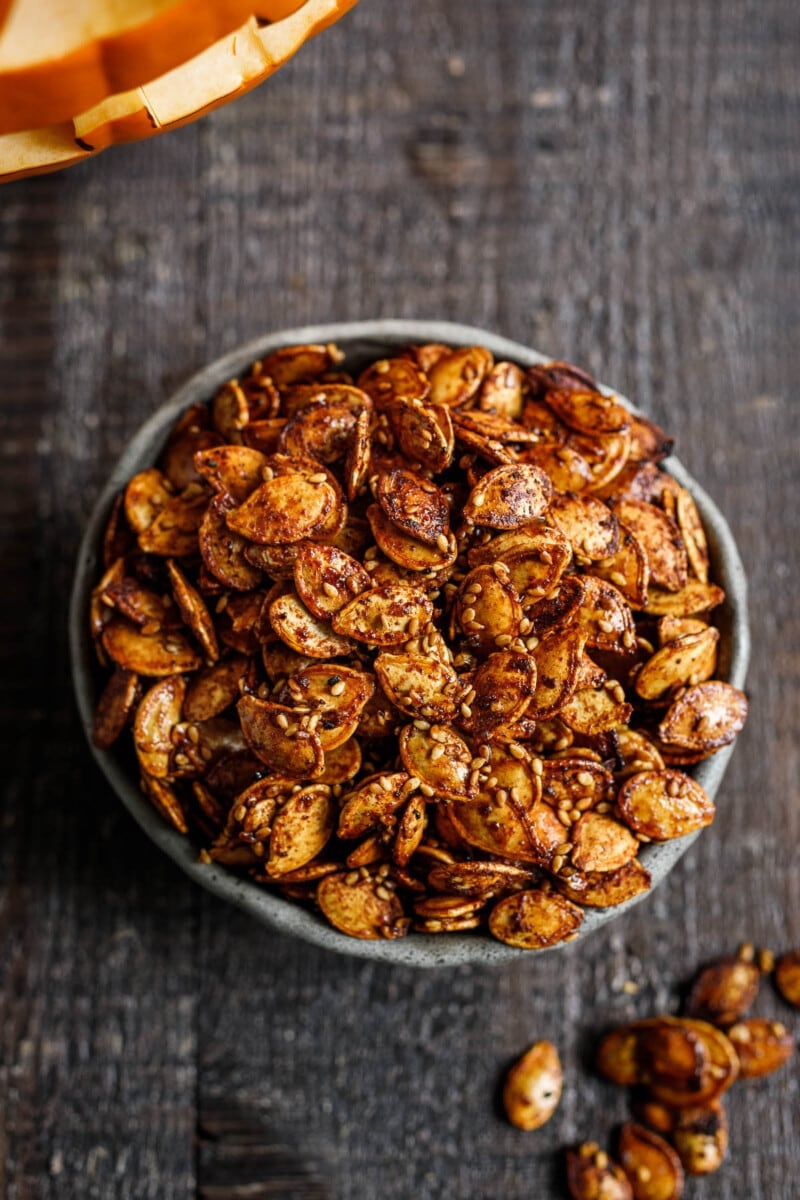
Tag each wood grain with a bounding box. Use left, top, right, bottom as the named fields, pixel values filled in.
left=1, top=0, right=798, bottom=1196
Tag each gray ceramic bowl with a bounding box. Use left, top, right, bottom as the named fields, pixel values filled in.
left=70, top=321, right=750, bottom=967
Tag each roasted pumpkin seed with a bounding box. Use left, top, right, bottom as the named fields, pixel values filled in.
left=726, top=1018, right=794, bottom=1079
left=617, top=1122, right=684, bottom=1200
left=670, top=1101, right=728, bottom=1175
left=316, top=870, right=408, bottom=940
left=774, top=951, right=800, bottom=1008
left=566, top=1145, right=633, bottom=1200
left=92, top=667, right=139, bottom=750
left=658, top=682, right=749, bottom=755
left=463, top=463, right=552, bottom=528
left=489, top=887, right=583, bottom=950
left=266, top=785, right=336, bottom=878
left=616, top=770, right=715, bottom=842
left=503, top=1041, right=563, bottom=1130
left=683, top=953, right=761, bottom=1025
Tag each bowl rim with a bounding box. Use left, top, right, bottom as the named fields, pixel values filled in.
left=69, top=319, right=751, bottom=967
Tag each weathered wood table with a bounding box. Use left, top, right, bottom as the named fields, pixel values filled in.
left=1, top=1, right=798, bottom=1196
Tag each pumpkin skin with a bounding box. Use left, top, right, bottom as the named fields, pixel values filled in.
left=0, top=0, right=261, bottom=135
left=0, top=0, right=359, bottom=182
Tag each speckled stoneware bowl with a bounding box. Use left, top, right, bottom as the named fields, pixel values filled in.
left=70, top=321, right=750, bottom=967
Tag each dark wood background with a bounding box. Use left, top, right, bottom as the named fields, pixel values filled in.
left=1, top=1, right=798, bottom=1196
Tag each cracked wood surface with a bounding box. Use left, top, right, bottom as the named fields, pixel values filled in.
left=1, top=1, right=798, bottom=1196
